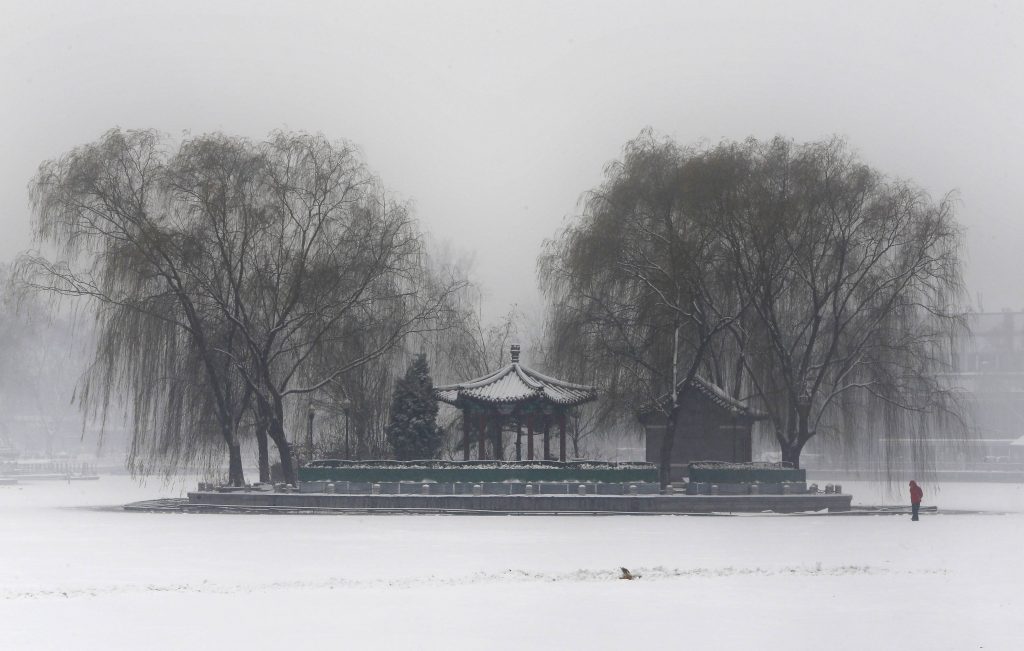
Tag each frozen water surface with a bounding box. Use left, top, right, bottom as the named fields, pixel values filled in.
left=1, top=477, right=1021, bottom=650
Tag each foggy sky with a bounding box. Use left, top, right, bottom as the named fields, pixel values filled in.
left=1, top=0, right=1021, bottom=320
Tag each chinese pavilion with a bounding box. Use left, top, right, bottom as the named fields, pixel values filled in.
left=434, top=345, right=597, bottom=461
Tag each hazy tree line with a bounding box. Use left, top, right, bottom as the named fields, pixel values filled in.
left=0, top=264, right=92, bottom=458
left=542, top=131, right=969, bottom=485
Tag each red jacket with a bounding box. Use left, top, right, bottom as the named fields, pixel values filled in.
left=909, top=481, right=923, bottom=505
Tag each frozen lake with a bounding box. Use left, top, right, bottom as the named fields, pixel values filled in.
left=2, top=477, right=1021, bottom=650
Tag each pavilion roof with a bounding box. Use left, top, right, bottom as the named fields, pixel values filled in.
left=434, top=351, right=597, bottom=409
left=644, top=375, right=768, bottom=420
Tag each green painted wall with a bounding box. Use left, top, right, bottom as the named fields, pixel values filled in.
left=299, top=462, right=657, bottom=484
left=688, top=466, right=806, bottom=483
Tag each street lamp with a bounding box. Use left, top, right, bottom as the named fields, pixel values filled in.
left=339, top=399, right=352, bottom=460
left=306, top=404, right=316, bottom=461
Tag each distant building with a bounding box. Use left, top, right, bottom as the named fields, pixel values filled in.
left=804, top=309, right=1024, bottom=472
left=944, top=309, right=1024, bottom=463
left=640, top=376, right=767, bottom=480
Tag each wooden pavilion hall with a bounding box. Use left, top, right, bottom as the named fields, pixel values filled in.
left=434, top=345, right=597, bottom=461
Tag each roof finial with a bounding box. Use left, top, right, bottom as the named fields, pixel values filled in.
left=510, top=343, right=521, bottom=364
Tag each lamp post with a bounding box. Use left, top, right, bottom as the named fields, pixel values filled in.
left=340, top=399, right=351, bottom=460
left=306, top=405, right=315, bottom=462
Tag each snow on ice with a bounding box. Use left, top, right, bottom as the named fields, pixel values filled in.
left=1, top=477, right=1022, bottom=650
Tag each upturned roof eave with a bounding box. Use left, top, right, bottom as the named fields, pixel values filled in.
left=638, top=376, right=767, bottom=420
left=518, top=364, right=597, bottom=392
left=433, top=390, right=597, bottom=409
left=433, top=362, right=598, bottom=409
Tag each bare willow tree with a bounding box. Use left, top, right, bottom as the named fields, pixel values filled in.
left=542, top=131, right=969, bottom=480
left=541, top=132, right=745, bottom=487
left=706, top=137, right=968, bottom=470
left=19, top=128, right=459, bottom=485
left=18, top=130, right=252, bottom=484
left=168, top=132, right=460, bottom=484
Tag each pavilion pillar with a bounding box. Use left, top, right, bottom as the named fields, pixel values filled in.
left=559, top=412, right=567, bottom=462
left=478, top=414, right=487, bottom=460
left=492, top=417, right=503, bottom=461
left=515, top=421, right=522, bottom=461
left=462, top=411, right=471, bottom=461
left=527, top=415, right=535, bottom=461
left=543, top=416, right=551, bottom=461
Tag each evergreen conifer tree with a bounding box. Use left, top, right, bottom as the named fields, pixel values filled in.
left=385, top=353, right=444, bottom=460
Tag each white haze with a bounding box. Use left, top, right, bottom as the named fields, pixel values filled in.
left=1, top=0, right=1022, bottom=320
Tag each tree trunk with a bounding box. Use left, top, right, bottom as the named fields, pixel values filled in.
left=257, top=390, right=298, bottom=485
left=658, top=406, right=681, bottom=490
left=273, top=431, right=296, bottom=485
left=218, top=410, right=245, bottom=487
left=256, top=418, right=270, bottom=483
left=781, top=403, right=812, bottom=469
left=227, top=440, right=245, bottom=487
left=780, top=439, right=806, bottom=469
left=279, top=439, right=296, bottom=485
left=265, top=414, right=296, bottom=485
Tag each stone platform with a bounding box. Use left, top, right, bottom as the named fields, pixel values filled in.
left=184, top=490, right=852, bottom=514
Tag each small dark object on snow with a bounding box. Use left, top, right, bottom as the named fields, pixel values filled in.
left=620, top=567, right=636, bottom=580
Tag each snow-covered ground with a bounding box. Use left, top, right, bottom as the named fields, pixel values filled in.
left=1, top=477, right=1021, bottom=650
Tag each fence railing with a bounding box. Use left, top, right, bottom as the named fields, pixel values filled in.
left=0, top=461, right=99, bottom=476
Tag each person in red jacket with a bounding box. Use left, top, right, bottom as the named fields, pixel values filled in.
left=909, top=480, right=923, bottom=521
